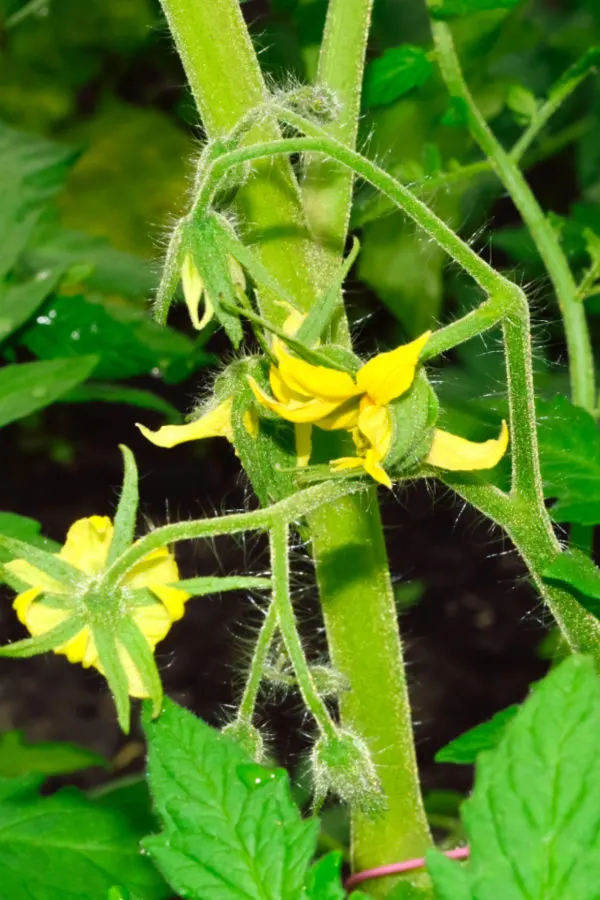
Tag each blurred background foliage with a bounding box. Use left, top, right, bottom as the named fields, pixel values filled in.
left=0, top=0, right=599, bottom=801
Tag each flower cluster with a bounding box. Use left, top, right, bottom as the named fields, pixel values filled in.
left=139, top=333, right=508, bottom=488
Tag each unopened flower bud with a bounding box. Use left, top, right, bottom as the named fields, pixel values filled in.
left=311, top=729, right=386, bottom=814
left=223, top=719, right=265, bottom=762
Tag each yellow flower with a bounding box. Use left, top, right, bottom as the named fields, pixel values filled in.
left=5, top=516, right=189, bottom=698
left=330, top=405, right=394, bottom=489
left=249, top=331, right=431, bottom=431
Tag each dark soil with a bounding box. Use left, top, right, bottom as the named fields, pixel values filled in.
left=0, top=386, right=549, bottom=796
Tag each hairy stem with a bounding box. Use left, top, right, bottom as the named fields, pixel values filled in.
left=270, top=520, right=338, bottom=739
left=158, top=0, right=321, bottom=325
left=431, top=19, right=596, bottom=413
left=236, top=602, right=278, bottom=723
left=302, top=0, right=374, bottom=277
left=309, top=492, right=431, bottom=882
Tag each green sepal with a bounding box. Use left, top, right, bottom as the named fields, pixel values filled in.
left=106, top=446, right=139, bottom=568
left=174, top=575, right=271, bottom=595
left=93, top=627, right=131, bottom=734
left=0, top=535, right=80, bottom=587
left=187, top=215, right=244, bottom=347
left=153, top=219, right=185, bottom=326
left=212, top=218, right=296, bottom=307
left=385, top=370, right=439, bottom=473
left=118, top=618, right=163, bottom=720
left=229, top=361, right=298, bottom=504
left=297, top=236, right=360, bottom=347
left=0, top=614, right=86, bottom=659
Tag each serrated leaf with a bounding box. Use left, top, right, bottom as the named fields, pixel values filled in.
left=0, top=730, right=108, bottom=778
left=429, top=0, right=521, bottom=19
left=143, top=697, right=319, bottom=900
left=363, top=46, right=433, bottom=108
left=428, top=656, right=600, bottom=899
left=426, top=850, right=471, bottom=900
left=537, top=395, right=600, bottom=524
left=435, top=705, right=519, bottom=764
left=0, top=121, right=77, bottom=212
left=0, top=355, right=98, bottom=428
left=542, top=549, right=600, bottom=617
left=304, top=851, right=345, bottom=899
left=19, top=294, right=204, bottom=381
left=0, top=774, right=169, bottom=900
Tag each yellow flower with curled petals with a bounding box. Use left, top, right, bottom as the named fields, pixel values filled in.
left=331, top=405, right=394, bottom=489
left=5, top=516, right=189, bottom=699
left=249, top=331, right=431, bottom=433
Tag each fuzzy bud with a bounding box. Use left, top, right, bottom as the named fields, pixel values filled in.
left=222, top=719, right=265, bottom=763
left=279, top=85, right=342, bottom=124
left=311, top=729, right=386, bottom=814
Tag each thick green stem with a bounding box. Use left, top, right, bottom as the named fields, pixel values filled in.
left=302, top=0, right=374, bottom=273
left=431, top=19, right=596, bottom=413
left=309, top=492, right=431, bottom=882
left=158, top=0, right=321, bottom=325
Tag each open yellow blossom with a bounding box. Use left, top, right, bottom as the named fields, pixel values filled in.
left=331, top=405, right=394, bottom=489
left=5, top=516, right=189, bottom=698
left=249, top=331, right=431, bottom=432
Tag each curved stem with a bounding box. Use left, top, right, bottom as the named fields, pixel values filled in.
left=430, top=19, right=595, bottom=413
left=270, top=520, right=338, bottom=739
left=236, top=602, right=278, bottom=722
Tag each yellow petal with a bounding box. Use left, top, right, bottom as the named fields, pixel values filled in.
left=131, top=601, right=172, bottom=648
left=248, top=376, right=341, bottom=424
left=426, top=421, right=509, bottom=471
left=59, top=516, right=113, bottom=575
left=242, top=408, right=259, bottom=439
left=123, top=545, right=188, bottom=621
left=294, top=424, right=312, bottom=467
left=274, top=339, right=360, bottom=403
left=62, top=627, right=92, bottom=664
left=13, top=587, right=42, bottom=624
left=147, top=583, right=189, bottom=621
left=19, top=597, right=70, bottom=639
left=317, top=399, right=361, bottom=431
left=357, top=332, right=431, bottom=406
left=6, top=561, right=67, bottom=595
left=282, top=310, right=306, bottom=337
left=356, top=405, right=393, bottom=459
left=181, top=253, right=209, bottom=330
left=269, top=365, right=309, bottom=405
left=362, top=451, right=393, bottom=489
left=137, top=397, right=234, bottom=448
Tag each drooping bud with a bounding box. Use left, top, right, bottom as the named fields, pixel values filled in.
left=222, top=719, right=265, bottom=763
left=311, top=729, right=386, bottom=814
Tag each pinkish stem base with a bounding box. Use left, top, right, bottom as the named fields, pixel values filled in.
left=345, top=845, right=470, bottom=891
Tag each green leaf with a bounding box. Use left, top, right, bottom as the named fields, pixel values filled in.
left=505, top=84, right=538, bottom=125
left=0, top=730, right=108, bottom=778
left=550, top=46, right=600, bottom=99
left=304, top=851, right=345, bottom=899
left=59, top=382, right=181, bottom=419
left=0, top=267, right=63, bottom=343
left=27, top=228, right=156, bottom=300
left=542, top=549, right=600, bottom=617
left=428, top=656, right=600, bottom=899
left=93, top=627, right=132, bottom=734
left=143, top=697, right=319, bottom=900
left=426, top=850, right=472, bottom=900
left=0, top=120, right=77, bottom=212
left=0, top=532, right=80, bottom=586
left=429, top=0, right=521, bottom=19
left=0, top=774, right=169, bottom=900
left=363, top=46, right=433, bottom=108
left=537, top=395, right=600, bottom=524
left=435, top=705, right=519, bottom=764
left=0, top=512, right=59, bottom=564
left=174, top=575, right=272, bottom=595
left=0, top=355, right=98, bottom=428
left=19, top=294, right=203, bottom=381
